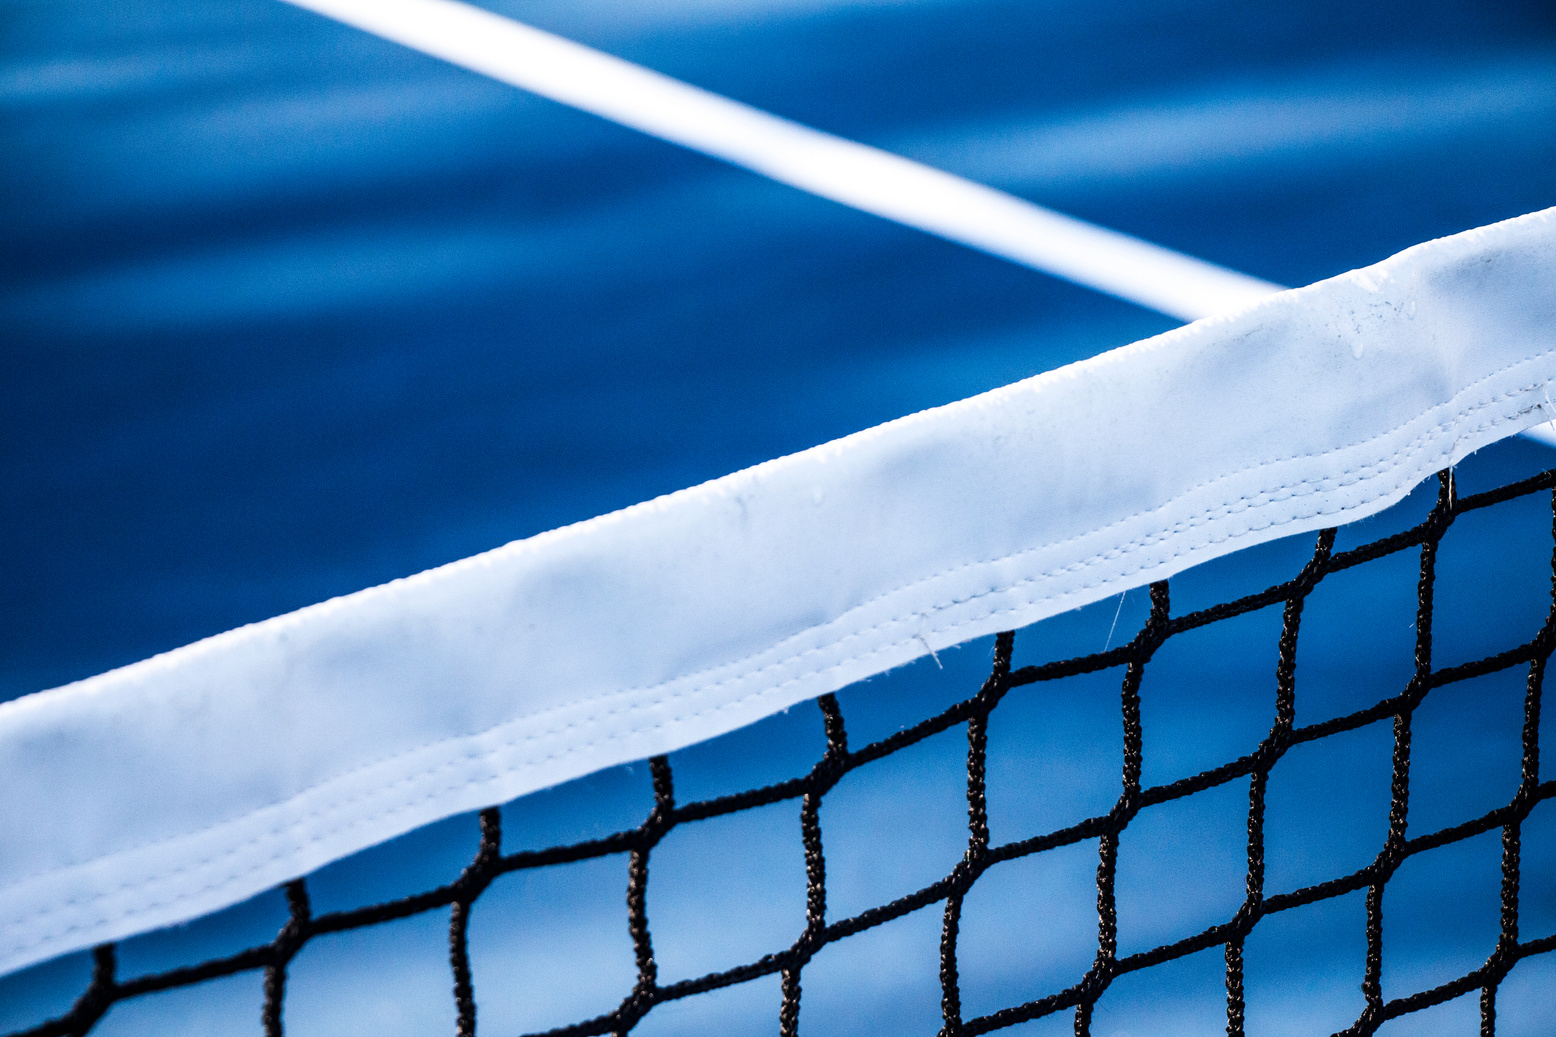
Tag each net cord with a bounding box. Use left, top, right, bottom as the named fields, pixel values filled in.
left=11, top=466, right=1554, bottom=1037
left=5, top=57, right=1554, bottom=987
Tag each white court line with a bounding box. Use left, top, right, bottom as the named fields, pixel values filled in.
left=280, top=0, right=1283, bottom=322
left=279, top=0, right=1556, bottom=446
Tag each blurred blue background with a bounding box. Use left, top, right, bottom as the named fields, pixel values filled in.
left=2, top=0, right=1555, bottom=1033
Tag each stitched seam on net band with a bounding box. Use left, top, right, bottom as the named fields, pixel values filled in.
left=0, top=375, right=1541, bottom=941
left=0, top=380, right=1543, bottom=961
left=0, top=405, right=1537, bottom=962
left=0, top=371, right=1542, bottom=938
left=1, top=363, right=1528, bottom=911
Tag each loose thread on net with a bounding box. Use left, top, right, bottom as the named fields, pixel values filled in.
left=1074, top=582, right=1169, bottom=1037
left=10, top=469, right=1556, bottom=1037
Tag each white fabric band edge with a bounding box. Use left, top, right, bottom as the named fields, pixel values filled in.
left=0, top=207, right=1553, bottom=977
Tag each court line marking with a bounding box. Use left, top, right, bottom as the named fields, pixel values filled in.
left=280, top=1, right=1556, bottom=446
left=279, top=0, right=1284, bottom=322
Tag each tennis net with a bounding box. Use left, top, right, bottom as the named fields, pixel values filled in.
left=3, top=210, right=1555, bottom=1035
left=5, top=451, right=1554, bottom=1037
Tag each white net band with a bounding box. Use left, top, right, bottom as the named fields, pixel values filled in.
left=0, top=207, right=1553, bottom=978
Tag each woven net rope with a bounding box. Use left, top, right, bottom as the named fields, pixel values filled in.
left=10, top=465, right=1556, bottom=1037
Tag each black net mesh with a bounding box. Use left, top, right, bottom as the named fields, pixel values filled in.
left=9, top=466, right=1556, bottom=1037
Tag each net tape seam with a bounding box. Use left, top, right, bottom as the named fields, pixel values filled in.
left=10, top=466, right=1556, bottom=1037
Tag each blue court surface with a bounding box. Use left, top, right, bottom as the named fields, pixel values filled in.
left=3, top=0, right=1556, bottom=1033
